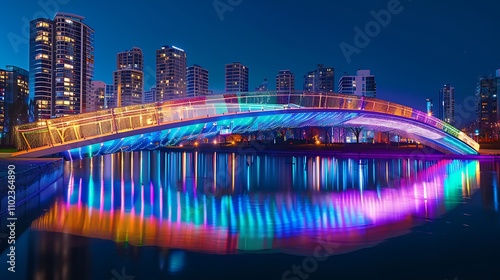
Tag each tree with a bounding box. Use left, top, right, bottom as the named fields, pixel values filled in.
left=349, top=127, right=364, bottom=143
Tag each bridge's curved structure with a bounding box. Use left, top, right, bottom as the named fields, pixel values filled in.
left=13, top=92, right=479, bottom=158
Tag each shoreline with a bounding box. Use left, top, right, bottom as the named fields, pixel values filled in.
left=159, top=143, right=500, bottom=160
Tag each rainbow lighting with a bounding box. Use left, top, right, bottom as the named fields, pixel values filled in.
left=30, top=159, right=480, bottom=255
left=13, top=92, right=480, bottom=158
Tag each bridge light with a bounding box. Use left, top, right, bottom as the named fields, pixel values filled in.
left=194, top=142, right=199, bottom=147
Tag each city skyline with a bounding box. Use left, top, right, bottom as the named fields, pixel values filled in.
left=2, top=0, right=500, bottom=120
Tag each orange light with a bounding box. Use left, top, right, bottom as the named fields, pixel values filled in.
left=194, top=142, right=199, bottom=147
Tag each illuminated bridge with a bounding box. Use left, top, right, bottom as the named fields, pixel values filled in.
left=13, top=92, right=480, bottom=158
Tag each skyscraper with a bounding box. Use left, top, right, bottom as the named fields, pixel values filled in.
left=438, top=84, right=455, bottom=125
left=29, top=13, right=94, bottom=119
left=156, top=45, right=187, bottom=101
left=187, top=64, right=209, bottom=97
left=303, top=64, right=335, bottom=93
left=476, top=71, right=500, bottom=139
left=225, top=62, right=249, bottom=93
left=338, top=70, right=376, bottom=98
left=143, top=87, right=156, bottom=103
left=113, top=48, right=144, bottom=107
left=0, top=65, right=29, bottom=144
left=87, top=81, right=106, bottom=112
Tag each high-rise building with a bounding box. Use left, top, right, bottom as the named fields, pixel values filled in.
left=144, top=87, right=156, bottom=103
left=113, top=48, right=144, bottom=107
left=438, top=84, right=455, bottom=124
left=187, top=64, right=209, bottom=97
left=303, top=64, right=335, bottom=93
left=338, top=70, right=376, bottom=97
left=0, top=66, right=29, bottom=144
left=29, top=13, right=94, bottom=119
left=426, top=98, right=433, bottom=116
left=87, top=81, right=106, bottom=112
left=156, top=45, right=187, bottom=101
left=476, top=71, right=500, bottom=139
left=255, top=79, right=268, bottom=92
left=225, top=62, right=249, bottom=93
left=105, top=84, right=115, bottom=109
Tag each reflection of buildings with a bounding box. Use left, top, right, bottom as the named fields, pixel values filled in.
left=87, top=80, right=106, bottom=112
left=32, top=153, right=480, bottom=256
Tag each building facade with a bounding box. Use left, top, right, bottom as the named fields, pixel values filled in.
left=0, top=66, right=29, bottom=144
left=187, top=64, right=209, bottom=97
left=143, top=87, right=156, bottom=103
left=476, top=71, right=500, bottom=139
left=113, top=48, right=144, bottom=107
left=156, top=45, right=187, bottom=101
left=104, top=84, right=115, bottom=109
left=303, top=64, right=335, bottom=93
left=87, top=81, right=106, bottom=112
left=438, top=84, right=455, bottom=125
left=255, top=79, right=269, bottom=92
left=426, top=98, right=433, bottom=116
left=276, top=70, right=295, bottom=104
left=338, top=70, right=376, bottom=98
left=225, top=62, right=249, bottom=93
left=29, top=13, right=94, bottom=119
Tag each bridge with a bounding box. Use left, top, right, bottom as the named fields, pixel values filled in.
left=12, top=92, right=480, bottom=158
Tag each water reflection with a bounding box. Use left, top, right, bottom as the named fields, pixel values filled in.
left=31, top=152, right=482, bottom=256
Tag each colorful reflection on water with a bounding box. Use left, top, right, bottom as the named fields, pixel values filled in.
left=30, top=151, right=481, bottom=257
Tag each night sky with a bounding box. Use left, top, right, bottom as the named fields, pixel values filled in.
left=2, top=0, right=500, bottom=123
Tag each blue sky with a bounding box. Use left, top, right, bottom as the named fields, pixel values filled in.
left=2, top=0, right=500, bottom=122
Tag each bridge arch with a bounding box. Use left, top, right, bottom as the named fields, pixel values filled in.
left=13, top=92, right=479, bottom=157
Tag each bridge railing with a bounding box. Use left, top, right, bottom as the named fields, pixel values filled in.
left=14, top=92, right=479, bottom=152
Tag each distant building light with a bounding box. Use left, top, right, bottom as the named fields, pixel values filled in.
left=172, top=46, right=185, bottom=52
